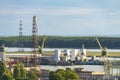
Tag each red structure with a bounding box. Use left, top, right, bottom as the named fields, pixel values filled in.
left=31, top=16, right=39, bottom=66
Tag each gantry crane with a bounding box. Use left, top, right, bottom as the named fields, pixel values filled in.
left=38, top=35, right=46, bottom=54
left=95, top=36, right=108, bottom=57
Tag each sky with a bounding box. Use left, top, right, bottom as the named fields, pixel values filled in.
left=0, top=0, right=120, bottom=36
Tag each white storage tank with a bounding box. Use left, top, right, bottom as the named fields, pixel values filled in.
left=64, top=49, right=70, bottom=55
left=81, top=55, right=87, bottom=62
left=80, top=44, right=87, bottom=56
left=64, top=49, right=71, bottom=56
left=62, top=56, right=70, bottom=62
left=54, top=50, right=61, bottom=62
left=80, top=44, right=87, bottom=61
left=63, top=49, right=71, bottom=61
left=71, top=49, right=78, bottom=61
left=80, top=49, right=87, bottom=56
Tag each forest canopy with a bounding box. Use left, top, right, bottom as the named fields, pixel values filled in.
left=0, top=36, right=120, bottom=49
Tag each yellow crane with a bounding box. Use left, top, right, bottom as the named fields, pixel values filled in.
left=38, top=35, right=46, bottom=54
left=95, top=36, right=103, bottom=50
left=95, top=36, right=108, bottom=57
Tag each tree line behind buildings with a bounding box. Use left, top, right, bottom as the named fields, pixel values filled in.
left=0, top=36, right=120, bottom=49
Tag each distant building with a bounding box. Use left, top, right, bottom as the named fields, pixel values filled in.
left=53, top=45, right=88, bottom=63
left=74, top=68, right=105, bottom=80
left=0, top=45, right=6, bottom=62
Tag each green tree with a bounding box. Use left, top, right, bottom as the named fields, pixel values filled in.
left=1, top=36, right=120, bottom=49
left=20, top=63, right=26, bottom=78
left=28, top=71, right=37, bottom=80
left=0, top=61, right=6, bottom=78
left=13, top=62, right=21, bottom=79
left=55, top=69, right=65, bottom=77
left=49, top=68, right=79, bottom=80
left=65, top=72, right=79, bottom=80
left=5, top=68, right=13, bottom=78
left=30, top=69, right=41, bottom=78
left=65, top=68, right=73, bottom=72
left=65, top=68, right=79, bottom=80
left=13, top=65, right=21, bottom=79
left=1, top=72, right=14, bottom=80
left=49, top=71, right=65, bottom=80
left=13, top=62, right=27, bottom=80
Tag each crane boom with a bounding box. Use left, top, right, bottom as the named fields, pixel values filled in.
left=41, top=35, right=46, bottom=49
left=38, top=35, right=46, bottom=54
left=95, top=36, right=109, bottom=59
left=95, top=36, right=103, bottom=50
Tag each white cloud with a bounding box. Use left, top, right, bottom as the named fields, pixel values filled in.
left=1, top=6, right=120, bottom=22
left=1, top=6, right=120, bottom=18
left=0, top=7, right=102, bottom=16
left=1, top=6, right=120, bottom=36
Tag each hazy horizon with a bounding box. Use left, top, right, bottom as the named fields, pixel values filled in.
left=0, top=34, right=120, bottom=37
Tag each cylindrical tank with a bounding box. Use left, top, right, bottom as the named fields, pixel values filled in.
left=64, top=49, right=71, bottom=61
left=71, top=49, right=78, bottom=61
left=64, top=49, right=71, bottom=56
left=81, top=55, right=87, bottom=62
left=80, top=49, right=87, bottom=56
left=54, top=50, right=61, bottom=62
left=71, top=49, right=78, bottom=56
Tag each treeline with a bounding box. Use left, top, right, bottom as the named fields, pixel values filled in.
left=0, top=36, right=120, bottom=49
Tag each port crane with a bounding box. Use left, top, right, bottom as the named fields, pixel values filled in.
left=95, top=36, right=108, bottom=57
left=38, top=35, right=46, bottom=54
left=27, top=35, right=46, bottom=67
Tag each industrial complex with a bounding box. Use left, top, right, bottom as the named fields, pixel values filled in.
left=0, top=16, right=120, bottom=80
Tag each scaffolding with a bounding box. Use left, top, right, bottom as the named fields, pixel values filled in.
left=31, top=16, right=39, bottom=67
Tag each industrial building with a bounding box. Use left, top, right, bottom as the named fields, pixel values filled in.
left=74, top=68, right=120, bottom=80
left=53, top=45, right=87, bottom=63
left=74, top=68, right=105, bottom=80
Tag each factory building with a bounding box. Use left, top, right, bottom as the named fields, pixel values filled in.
left=53, top=47, right=87, bottom=63
left=53, top=49, right=77, bottom=62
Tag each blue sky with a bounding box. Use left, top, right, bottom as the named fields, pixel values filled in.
left=0, top=0, right=120, bottom=36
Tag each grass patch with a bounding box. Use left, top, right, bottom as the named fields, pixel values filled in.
left=87, top=52, right=120, bottom=57
left=7, top=51, right=120, bottom=57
